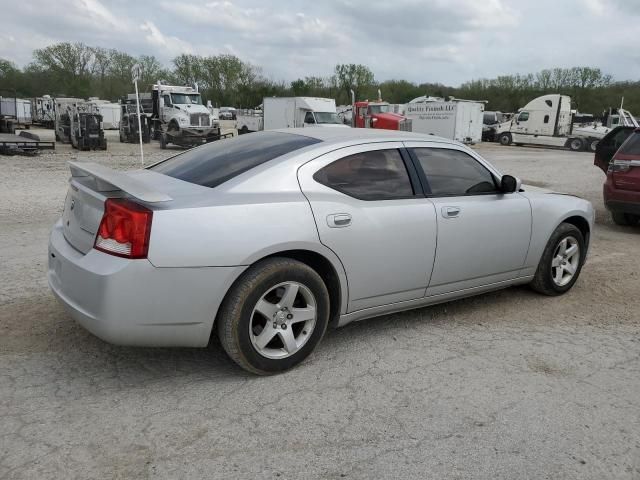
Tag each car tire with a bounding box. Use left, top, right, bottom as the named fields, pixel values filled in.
left=159, top=134, right=167, bottom=149
left=568, top=138, right=584, bottom=151
left=217, top=258, right=330, bottom=375
left=499, top=132, right=512, bottom=146
left=530, top=223, right=585, bottom=296
left=612, top=211, right=639, bottom=226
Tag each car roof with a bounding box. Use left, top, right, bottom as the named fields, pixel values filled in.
left=272, top=127, right=460, bottom=147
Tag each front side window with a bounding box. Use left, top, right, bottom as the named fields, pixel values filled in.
left=163, top=95, right=172, bottom=106
left=518, top=112, right=529, bottom=122
left=304, top=112, right=315, bottom=124
left=413, top=148, right=497, bottom=196
left=150, top=131, right=321, bottom=188
left=314, top=149, right=414, bottom=200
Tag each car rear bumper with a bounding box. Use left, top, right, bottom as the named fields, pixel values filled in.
left=603, top=177, right=640, bottom=214
left=47, top=220, right=244, bottom=347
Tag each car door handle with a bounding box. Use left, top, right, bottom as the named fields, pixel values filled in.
left=442, top=206, right=461, bottom=218
left=327, top=213, right=352, bottom=228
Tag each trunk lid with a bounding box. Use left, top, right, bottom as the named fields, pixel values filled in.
left=61, top=162, right=180, bottom=254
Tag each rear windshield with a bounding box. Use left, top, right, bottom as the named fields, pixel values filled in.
left=149, top=131, right=321, bottom=188
left=619, top=131, right=640, bottom=156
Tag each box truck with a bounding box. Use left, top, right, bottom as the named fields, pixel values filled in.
left=237, top=97, right=347, bottom=133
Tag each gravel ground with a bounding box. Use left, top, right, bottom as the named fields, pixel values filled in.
left=1, top=129, right=639, bottom=479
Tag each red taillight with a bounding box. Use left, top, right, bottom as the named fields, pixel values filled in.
left=94, top=198, right=152, bottom=259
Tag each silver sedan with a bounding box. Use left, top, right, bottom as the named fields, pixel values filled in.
left=48, top=129, right=594, bottom=374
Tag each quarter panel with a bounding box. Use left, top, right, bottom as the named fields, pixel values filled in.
left=520, top=191, right=594, bottom=270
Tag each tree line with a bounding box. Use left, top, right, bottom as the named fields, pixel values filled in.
left=1, top=42, right=639, bottom=115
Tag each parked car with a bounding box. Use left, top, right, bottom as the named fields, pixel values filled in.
left=48, top=129, right=594, bottom=374
left=594, top=126, right=640, bottom=225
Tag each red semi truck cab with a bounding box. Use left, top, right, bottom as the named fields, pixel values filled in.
left=352, top=101, right=412, bottom=131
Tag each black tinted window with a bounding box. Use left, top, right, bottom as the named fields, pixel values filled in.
left=619, top=132, right=640, bottom=155
left=150, top=132, right=320, bottom=188
left=314, top=149, right=413, bottom=200
left=413, top=148, right=497, bottom=196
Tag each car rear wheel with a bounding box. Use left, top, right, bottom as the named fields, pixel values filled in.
left=612, top=211, right=640, bottom=226
left=530, top=223, right=585, bottom=296
left=217, top=258, right=330, bottom=375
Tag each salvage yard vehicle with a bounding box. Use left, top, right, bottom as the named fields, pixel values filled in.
left=594, top=126, right=640, bottom=226
left=69, top=103, right=107, bottom=151
left=496, top=94, right=613, bottom=152
left=119, top=98, right=151, bottom=143
left=352, top=91, right=412, bottom=131
left=151, top=82, right=221, bottom=149
left=48, top=129, right=594, bottom=374
left=236, top=97, right=346, bottom=134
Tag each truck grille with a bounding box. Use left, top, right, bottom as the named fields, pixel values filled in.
left=399, top=119, right=412, bottom=131
left=190, top=113, right=210, bottom=127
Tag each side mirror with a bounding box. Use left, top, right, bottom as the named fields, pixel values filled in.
left=500, top=175, right=520, bottom=193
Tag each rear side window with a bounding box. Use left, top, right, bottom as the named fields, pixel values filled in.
left=150, top=131, right=321, bottom=188
left=413, top=148, right=497, bottom=196
left=619, top=132, right=640, bottom=155
left=314, top=149, right=414, bottom=200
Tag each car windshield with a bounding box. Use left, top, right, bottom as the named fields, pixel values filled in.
left=149, top=131, right=321, bottom=188
left=170, top=94, right=202, bottom=105
left=369, top=104, right=390, bottom=114
left=314, top=112, right=341, bottom=124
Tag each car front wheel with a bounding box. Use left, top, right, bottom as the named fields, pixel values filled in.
left=217, top=258, right=330, bottom=375
left=530, top=223, right=585, bottom=296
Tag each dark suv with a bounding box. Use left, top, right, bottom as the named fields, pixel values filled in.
left=594, top=126, right=640, bottom=226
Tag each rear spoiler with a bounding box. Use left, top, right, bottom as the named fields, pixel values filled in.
left=68, top=161, right=172, bottom=203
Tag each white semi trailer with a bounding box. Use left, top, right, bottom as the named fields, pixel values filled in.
left=237, top=97, right=347, bottom=133
left=495, top=94, right=614, bottom=152
left=404, top=96, right=486, bottom=143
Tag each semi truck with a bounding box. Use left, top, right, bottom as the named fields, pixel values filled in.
left=236, top=97, right=347, bottom=133
left=495, top=94, right=614, bottom=152
left=351, top=91, right=411, bottom=131
left=404, top=96, right=486, bottom=143
left=151, top=83, right=221, bottom=149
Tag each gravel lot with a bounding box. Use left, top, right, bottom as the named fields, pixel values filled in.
left=1, top=129, right=639, bottom=479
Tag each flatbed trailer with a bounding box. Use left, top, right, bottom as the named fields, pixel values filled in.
left=0, top=132, right=55, bottom=155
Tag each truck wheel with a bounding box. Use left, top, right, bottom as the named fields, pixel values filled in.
left=568, top=138, right=584, bottom=151
left=498, top=132, right=512, bottom=146
left=119, top=131, right=125, bottom=143
left=239, top=125, right=249, bottom=135
left=160, top=134, right=167, bottom=149
left=588, top=139, right=598, bottom=152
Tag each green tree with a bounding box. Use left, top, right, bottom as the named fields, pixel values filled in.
left=334, top=63, right=375, bottom=104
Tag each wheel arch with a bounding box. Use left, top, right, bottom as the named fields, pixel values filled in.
left=560, top=214, right=591, bottom=250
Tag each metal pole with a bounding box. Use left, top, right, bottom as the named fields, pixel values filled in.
left=134, top=79, right=144, bottom=167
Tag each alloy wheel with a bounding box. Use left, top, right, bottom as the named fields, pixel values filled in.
left=249, top=282, right=317, bottom=359
left=551, top=236, right=580, bottom=287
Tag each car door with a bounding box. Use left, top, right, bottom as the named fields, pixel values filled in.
left=513, top=111, right=530, bottom=134
left=611, top=130, right=640, bottom=194
left=594, top=126, right=635, bottom=173
left=405, top=142, right=532, bottom=296
left=298, top=143, right=437, bottom=312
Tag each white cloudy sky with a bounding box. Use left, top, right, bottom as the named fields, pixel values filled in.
left=1, top=0, right=639, bottom=86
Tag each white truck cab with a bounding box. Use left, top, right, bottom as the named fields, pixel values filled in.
left=151, top=83, right=221, bottom=148
left=496, top=94, right=606, bottom=152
